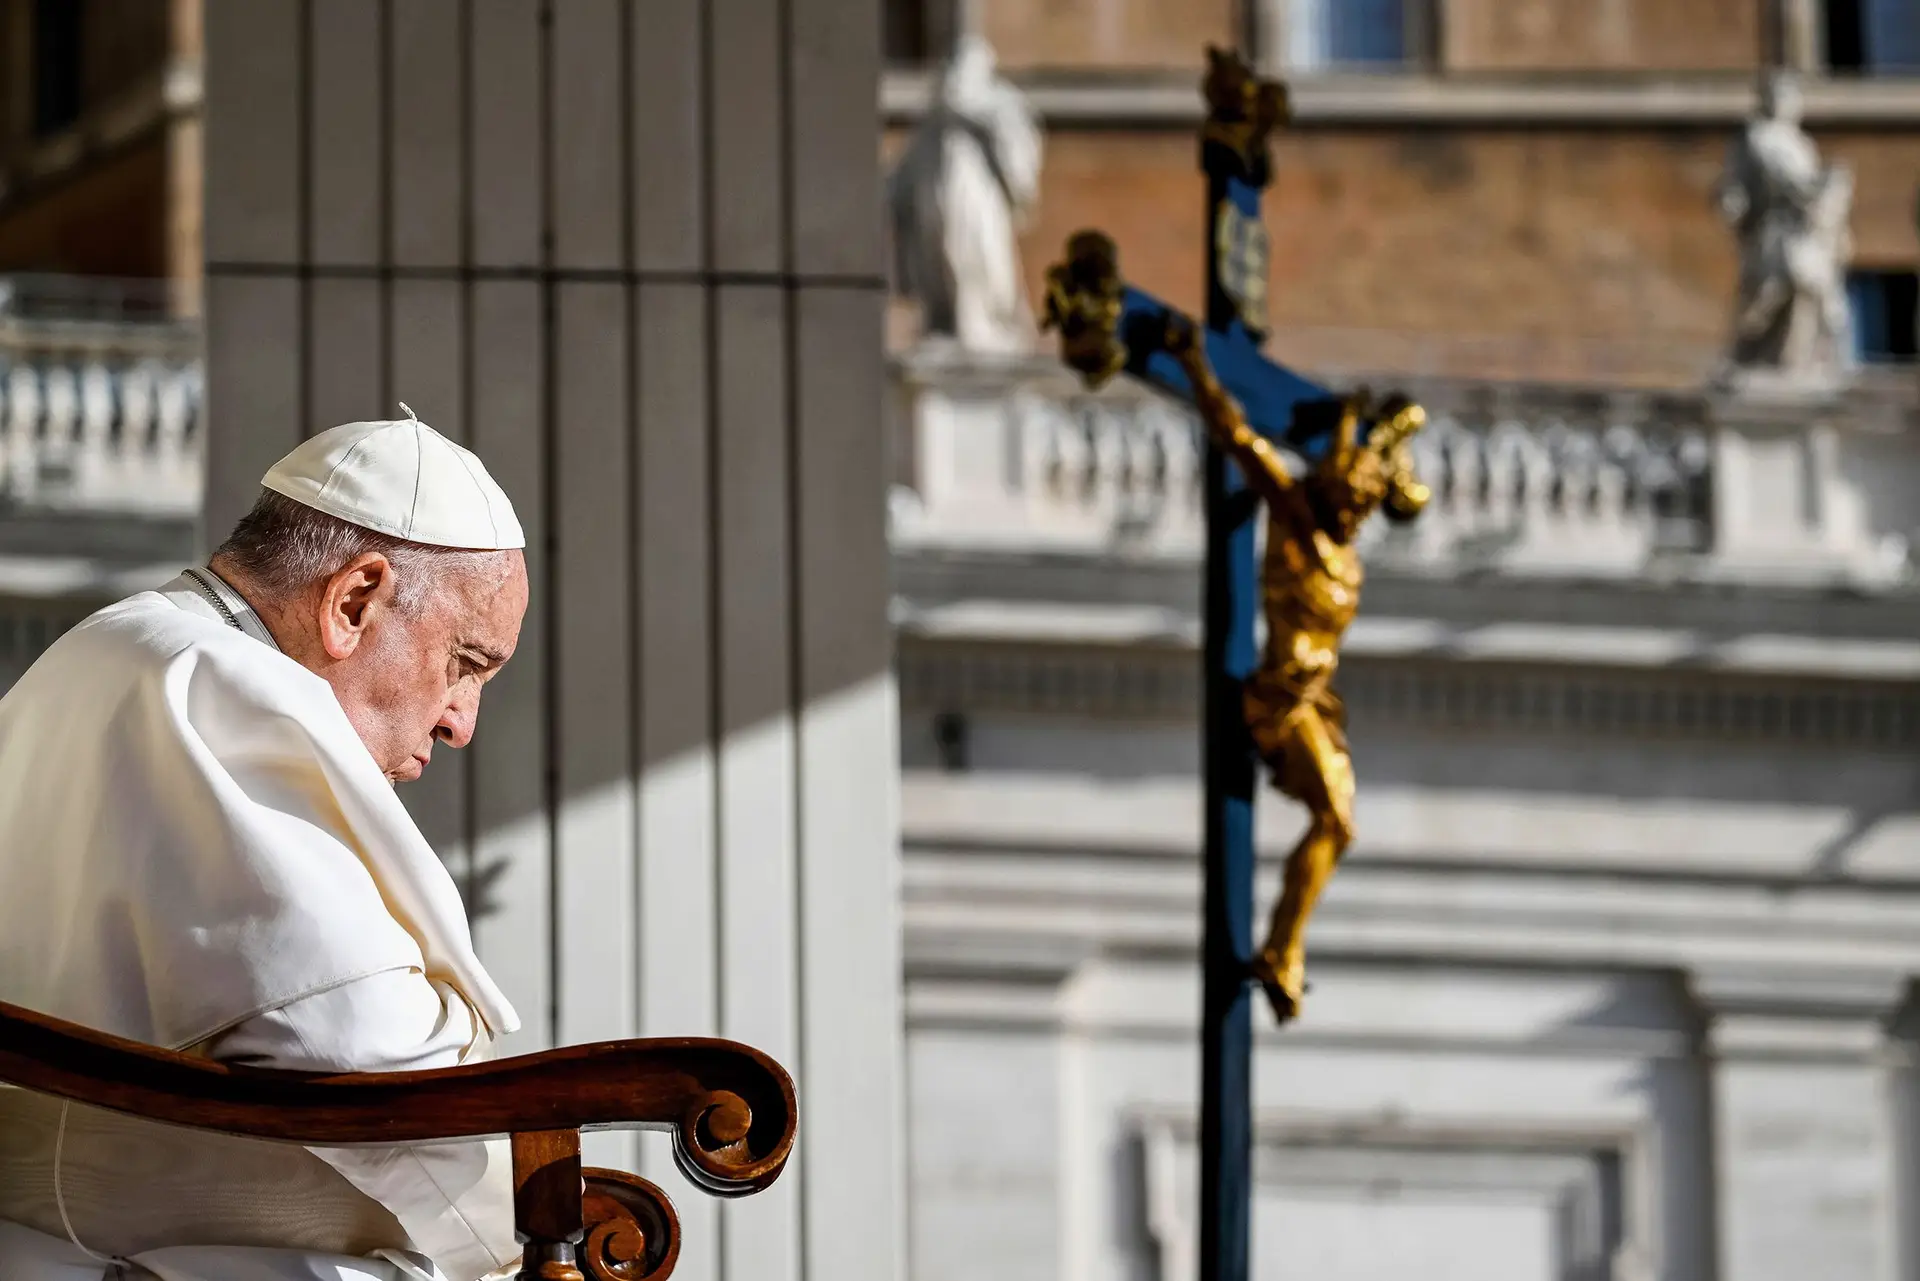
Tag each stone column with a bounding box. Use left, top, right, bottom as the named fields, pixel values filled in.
left=165, top=0, right=204, bottom=317
left=1772, top=0, right=1824, bottom=72
left=1250, top=0, right=1292, bottom=74
left=202, top=6, right=903, bottom=1281
left=1695, top=970, right=1907, bottom=1281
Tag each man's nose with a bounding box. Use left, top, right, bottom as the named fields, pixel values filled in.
left=436, top=689, right=480, bottom=749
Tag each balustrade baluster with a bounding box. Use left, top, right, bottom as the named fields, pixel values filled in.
left=41, top=364, right=80, bottom=494
left=1448, top=422, right=1487, bottom=545
left=156, top=365, right=198, bottom=509
left=79, top=359, right=117, bottom=502
left=122, top=362, right=161, bottom=508
left=1045, top=402, right=1078, bottom=511
left=1483, top=420, right=1528, bottom=534
left=1141, top=408, right=1175, bottom=542
left=1076, top=403, right=1105, bottom=510
left=1403, top=415, right=1458, bottom=562
left=879, top=359, right=1745, bottom=572
left=0, top=357, right=11, bottom=493
left=6, top=363, right=42, bottom=501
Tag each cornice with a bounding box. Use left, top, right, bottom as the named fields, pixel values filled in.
left=897, top=629, right=1920, bottom=751
left=882, top=68, right=1920, bottom=130
left=1689, top=968, right=1912, bottom=1062
left=901, top=849, right=1920, bottom=1013
left=894, top=548, right=1920, bottom=641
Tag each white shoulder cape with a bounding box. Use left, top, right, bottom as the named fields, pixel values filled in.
left=0, top=588, right=516, bottom=1049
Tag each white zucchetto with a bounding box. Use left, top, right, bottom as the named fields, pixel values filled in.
left=261, top=404, right=526, bottom=550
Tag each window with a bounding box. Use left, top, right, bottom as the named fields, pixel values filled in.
left=1288, top=0, right=1421, bottom=70
left=1847, top=269, right=1920, bottom=362
left=1825, top=0, right=1920, bottom=74
left=31, top=0, right=83, bottom=137
left=885, top=0, right=957, bottom=66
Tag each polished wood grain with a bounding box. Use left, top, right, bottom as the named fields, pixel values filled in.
left=582, top=1167, right=682, bottom=1281
left=0, top=999, right=800, bottom=1281
left=515, top=1129, right=586, bottom=1243
left=0, top=999, right=796, bottom=1197
left=515, top=1129, right=587, bottom=1281
left=513, top=1157, right=684, bottom=1281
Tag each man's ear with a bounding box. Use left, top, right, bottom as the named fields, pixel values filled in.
left=317, top=552, right=397, bottom=660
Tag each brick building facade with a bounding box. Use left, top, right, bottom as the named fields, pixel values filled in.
left=884, top=0, right=1920, bottom=385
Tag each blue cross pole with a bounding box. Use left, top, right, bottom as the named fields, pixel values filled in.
left=1039, top=47, right=1399, bottom=1281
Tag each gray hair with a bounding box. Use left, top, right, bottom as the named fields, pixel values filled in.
left=213, top=488, right=505, bottom=614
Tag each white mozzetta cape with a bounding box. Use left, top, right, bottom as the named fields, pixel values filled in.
left=0, top=588, right=516, bottom=1047
left=0, top=585, right=521, bottom=1281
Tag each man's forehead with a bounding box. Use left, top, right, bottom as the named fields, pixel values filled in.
left=443, top=553, right=527, bottom=650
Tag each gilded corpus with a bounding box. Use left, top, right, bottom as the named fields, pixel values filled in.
left=1163, top=315, right=1429, bottom=1023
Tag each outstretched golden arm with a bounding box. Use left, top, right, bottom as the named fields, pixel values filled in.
left=1161, top=315, right=1294, bottom=508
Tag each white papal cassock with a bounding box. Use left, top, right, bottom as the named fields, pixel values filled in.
left=0, top=566, right=523, bottom=1281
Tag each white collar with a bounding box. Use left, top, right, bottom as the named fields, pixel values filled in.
left=176, top=567, right=284, bottom=652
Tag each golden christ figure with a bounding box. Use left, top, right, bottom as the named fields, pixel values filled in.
left=1163, top=315, right=1429, bottom=1023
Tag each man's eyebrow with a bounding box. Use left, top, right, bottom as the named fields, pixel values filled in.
left=461, top=642, right=510, bottom=665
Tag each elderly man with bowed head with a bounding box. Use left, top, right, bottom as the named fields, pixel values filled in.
left=0, top=407, right=533, bottom=1281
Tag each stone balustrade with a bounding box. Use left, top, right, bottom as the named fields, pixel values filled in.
left=889, top=346, right=1920, bottom=587
left=0, top=322, right=204, bottom=517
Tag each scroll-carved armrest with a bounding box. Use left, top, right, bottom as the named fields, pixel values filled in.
left=0, top=999, right=796, bottom=1281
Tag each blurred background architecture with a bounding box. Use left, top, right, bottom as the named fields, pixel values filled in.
left=1, top=2, right=1919, bottom=1280
left=884, top=5, right=1920, bottom=1281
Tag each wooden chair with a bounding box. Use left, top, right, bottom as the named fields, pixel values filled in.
left=0, top=998, right=797, bottom=1281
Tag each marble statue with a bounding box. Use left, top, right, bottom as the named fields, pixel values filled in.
left=1715, top=71, right=1855, bottom=381
left=887, top=36, right=1044, bottom=355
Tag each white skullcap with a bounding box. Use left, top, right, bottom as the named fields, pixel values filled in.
left=260, top=405, right=525, bottom=550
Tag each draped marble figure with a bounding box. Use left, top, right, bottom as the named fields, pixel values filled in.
left=0, top=409, right=531, bottom=1281
left=888, top=36, right=1044, bottom=354
left=1715, top=71, right=1855, bottom=379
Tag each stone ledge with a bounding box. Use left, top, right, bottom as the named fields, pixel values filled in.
left=897, top=598, right=1920, bottom=676
left=895, top=546, right=1920, bottom=639
left=1691, top=968, right=1910, bottom=1061
left=901, top=841, right=1920, bottom=979
left=899, top=633, right=1920, bottom=750
left=883, top=68, right=1920, bottom=129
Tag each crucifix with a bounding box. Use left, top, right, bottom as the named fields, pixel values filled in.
left=1039, top=47, right=1431, bottom=1281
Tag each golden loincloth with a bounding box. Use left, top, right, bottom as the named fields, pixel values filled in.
left=1243, top=665, right=1349, bottom=803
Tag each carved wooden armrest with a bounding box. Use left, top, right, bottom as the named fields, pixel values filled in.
left=0, top=999, right=796, bottom=1281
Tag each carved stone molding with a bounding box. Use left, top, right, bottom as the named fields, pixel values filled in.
left=882, top=68, right=1920, bottom=129
left=898, top=638, right=1920, bottom=752
left=1690, top=968, right=1910, bottom=1063
left=1132, top=1111, right=1657, bottom=1281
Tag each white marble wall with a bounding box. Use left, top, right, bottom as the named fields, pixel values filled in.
left=201, top=5, right=902, bottom=1281
left=906, top=949, right=1723, bottom=1281
left=897, top=680, right=1920, bottom=1281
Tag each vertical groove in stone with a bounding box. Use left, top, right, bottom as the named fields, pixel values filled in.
left=537, top=0, right=560, bottom=1051
left=457, top=0, right=478, bottom=912
left=296, top=0, right=313, bottom=440
left=619, top=0, right=644, bottom=1064
left=698, top=0, right=728, bottom=1271
left=376, top=0, right=394, bottom=413
left=776, top=0, right=810, bottom=1274
left=465, top=0, right=554, bottom=1052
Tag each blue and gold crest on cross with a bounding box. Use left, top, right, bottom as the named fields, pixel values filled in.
left=1039, top=44, right=1432, bottom=1281
left=1214, top=187, right=1271, bottom=336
